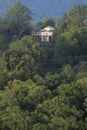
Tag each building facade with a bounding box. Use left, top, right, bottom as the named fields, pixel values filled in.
left=32, top=26, right=54, bottom=44
left=40, top=26, right=54, bottom=42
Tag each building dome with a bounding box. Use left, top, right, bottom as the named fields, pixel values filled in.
left=43, top=26, right=54, bottom=31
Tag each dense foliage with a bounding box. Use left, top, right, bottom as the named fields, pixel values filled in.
left=0, top=2, right=87, bottom=130
left=0, top=63, right=87, bottom=129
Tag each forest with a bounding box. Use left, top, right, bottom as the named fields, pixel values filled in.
left=0, top=1, right=87, bottom=130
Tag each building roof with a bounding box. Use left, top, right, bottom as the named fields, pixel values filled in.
left=32, top=26, right=54, bottom=37
left=43, top=26, right=54, bottom=31
left=39, top=26, right=54, bottom=33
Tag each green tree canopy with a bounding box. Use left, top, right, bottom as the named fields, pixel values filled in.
left=35, top=17, right=55, bottom=31
left=64, top=4, right=87, bottom=27
left=6, top=36, right=41, bottom=79
left=4, top=1, right=32, bottom=37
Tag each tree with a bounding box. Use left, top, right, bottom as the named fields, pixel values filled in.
left=4, top=1, right=32, bottom=38
left=6, top=36, right=41, bottom=79
left=0, top=106, right=30, bottom=130
left=0, top=69, right=8, bottom=89
left=45, top=73, right=60, bottom=90
left=60, top=64, right=75, bottom=83
left=53, top=25, right=87, bottom=66
left=42, top=17, right=55, bottom=27
left=35, top=17, right=55, bottom=31
left=75, top=61, right=87, bottom=80
left=64, top=4, right=87, bottom=27
left=0, top=20, right=11, bottom=48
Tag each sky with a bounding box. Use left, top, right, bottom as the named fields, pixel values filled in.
left=0, top=0, right=87, bottom=20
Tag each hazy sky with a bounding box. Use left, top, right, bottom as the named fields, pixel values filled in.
left=0, top=0, right=87, bottom=20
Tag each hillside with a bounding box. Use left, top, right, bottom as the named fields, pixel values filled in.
left=0, top=0, right=87, bottom=20
left=0, top=2, right=87, bottom=129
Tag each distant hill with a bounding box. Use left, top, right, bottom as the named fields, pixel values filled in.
left=0, top=0, right=87, bottom=20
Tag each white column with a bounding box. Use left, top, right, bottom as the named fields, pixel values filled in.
left=47, top=36, right=49, bottom=42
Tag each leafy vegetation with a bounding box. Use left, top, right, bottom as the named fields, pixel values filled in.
left=0, top=1, right=87, bottom=130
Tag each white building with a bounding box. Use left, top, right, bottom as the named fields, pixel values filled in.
left=39, top=26, right=54, bottom=42
left=32, top=26, right=54, bottom=43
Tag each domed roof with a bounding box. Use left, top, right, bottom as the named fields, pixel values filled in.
left=43, top=26, right=54, bottom=31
